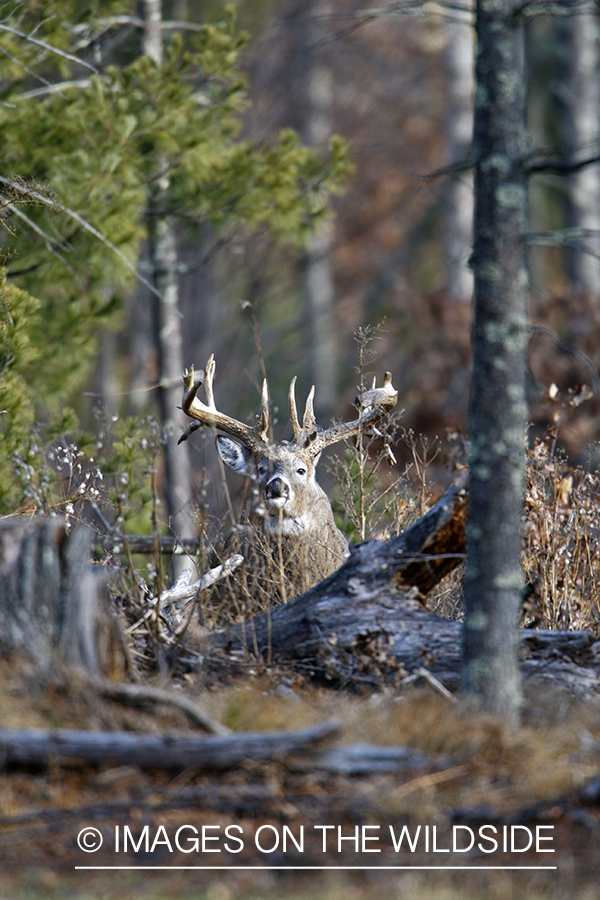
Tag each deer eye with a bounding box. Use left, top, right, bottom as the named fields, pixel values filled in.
left=296, top=466, right=307, bottom=476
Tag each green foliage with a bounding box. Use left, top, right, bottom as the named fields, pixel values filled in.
left=0, top=275, right=43, bottom=509
left=0, top=2, right=351, bottom=518
left=0, top=372, right=164, bottom=527
left=98, top=412, right=164, bottom=532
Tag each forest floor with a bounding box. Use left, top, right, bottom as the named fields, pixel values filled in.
left=1, top=657, right=600, bottom=900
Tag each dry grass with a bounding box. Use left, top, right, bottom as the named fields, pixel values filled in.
left=1, top=662, right=600, bottom=898
left=522, top=428, right=600, bottom=633
left=0, top=869, right=588, bottom=900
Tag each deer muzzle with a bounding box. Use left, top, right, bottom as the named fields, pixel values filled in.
left=265, top=476, right=291, bottom=510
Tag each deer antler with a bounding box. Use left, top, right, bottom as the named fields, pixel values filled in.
left=178, top=355, right=270, bottom=448
left=288, top=377, right=317, bottom=441
left=287, top=372, right=398, bottom=458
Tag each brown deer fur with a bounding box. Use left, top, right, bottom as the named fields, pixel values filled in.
left=179, top=356, right=397, bottom=621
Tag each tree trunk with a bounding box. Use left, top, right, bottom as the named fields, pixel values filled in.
left=444, top=0, right=475, bottom=302
left=144, top=0, right=195, bottom=565
left=557, top=10, right=600, bottom=301
left=301, top=0, right=338, bottom=415
left=0, top=517, right=123, bottom=676
left=462, top=0, right=529, bottom=726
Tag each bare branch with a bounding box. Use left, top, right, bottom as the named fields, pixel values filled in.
left=0, top=22, right=98, bottom=73
left=529, top=325, right=600, bottom=396
left=3, top=202, right=76, bottom=275
left=93, top=679, right=231, bottom=735
left=526, top=227, right=600, bottom=262
left=527, top=153, right=600, bottom=175
left=411, top=153, right=476, bottom=183
left=19, top=78, right=91, bottom=100
left=515, top=0, right=597, bottom=19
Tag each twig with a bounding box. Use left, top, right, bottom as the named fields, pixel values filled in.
left=157, top=555, right=244, bottom=608
left=92, top=679, right=231, bottom=736
left=416, top=666, right=457, bottom=702
left=0, top=22, right=99, bottom=72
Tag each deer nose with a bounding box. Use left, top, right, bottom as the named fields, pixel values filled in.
left=265, top=477, right=289, bottom=503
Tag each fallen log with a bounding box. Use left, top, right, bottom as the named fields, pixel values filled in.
left=298, top=742, right=450, bottom=776
left=201, top=479, right=467, bottom=687
left=0, top=721, right=338, bottom=772
left=200, top=479, right=600, bottom=695
left=3, top=488, right=599, bottom=699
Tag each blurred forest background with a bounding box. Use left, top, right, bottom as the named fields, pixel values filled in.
left=1, top=0, right=600, bottom=555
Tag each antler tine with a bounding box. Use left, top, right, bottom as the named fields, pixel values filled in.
left=302, top=385, right=317, bottom=434
left=305, top=372, right=398, bottom=459
left=258, top=378, right=270, bottom=441
left=179, top=355, right=269, bottom=449
left=288, top=376, right=303, bottom=440
left=203, top=354, right=217, bottom=410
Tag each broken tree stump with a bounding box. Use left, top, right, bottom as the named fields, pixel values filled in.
left=0, top=516, right=123, bottom=676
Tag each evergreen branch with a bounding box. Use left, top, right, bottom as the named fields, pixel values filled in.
left=0, top=176, right=161, bottom=299
left=4, top=203, right=76, bottom=276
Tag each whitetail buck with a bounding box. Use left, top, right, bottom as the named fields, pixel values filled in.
left=179, top=355, right=397, bottom=619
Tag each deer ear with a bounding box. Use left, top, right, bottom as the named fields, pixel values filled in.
left=216, top=435, right=253, bottom=474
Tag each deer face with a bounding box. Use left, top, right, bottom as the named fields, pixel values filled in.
left=217, top=436, right=323, bottom=534
left=179, top=355, right=397, bottom=540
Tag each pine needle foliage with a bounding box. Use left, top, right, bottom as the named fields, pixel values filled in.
left=0, top=2, right=351, bottom=511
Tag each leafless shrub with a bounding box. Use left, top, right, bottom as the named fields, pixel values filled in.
left=522, top=387, right=600, bottom=633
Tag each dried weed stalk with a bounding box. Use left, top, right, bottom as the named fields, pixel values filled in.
left=523, top=387, right=600, bottom=633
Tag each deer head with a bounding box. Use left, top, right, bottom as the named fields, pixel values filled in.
left=178, top=355, right=398, bottom=541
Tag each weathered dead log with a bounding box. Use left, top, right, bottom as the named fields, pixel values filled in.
left=297, top=743, right=449, bottom=776
left=3, top=493, right=599, bottom=699
left=0, top=721, right=338, bottom=772
left=200, top=479, right=468, bottom=686
left=0, top=516, right=123, bottom=676
left=200, top=480, right=600, bottom=695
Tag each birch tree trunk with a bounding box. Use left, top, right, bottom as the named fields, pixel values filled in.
left=144, top=0, right=194, bottom=564
left=302, top=0, right=338, bottom=415
left=462, top=0, right=529, bottom=726
left=558, top=10, right=600, bottom=300
left=444, top=0, right=475, bottom=302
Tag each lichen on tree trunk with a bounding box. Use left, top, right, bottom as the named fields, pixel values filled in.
left=462, top=0, right=529, bottom=725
